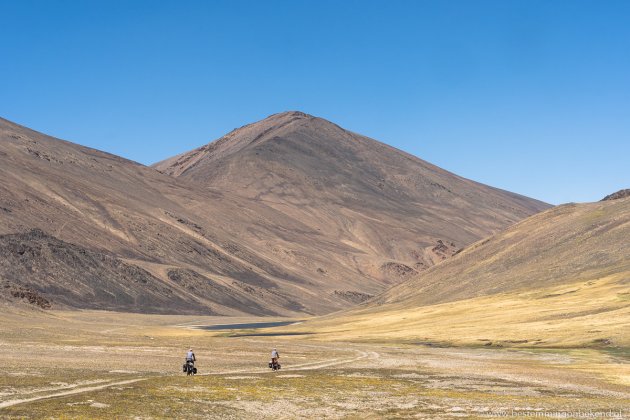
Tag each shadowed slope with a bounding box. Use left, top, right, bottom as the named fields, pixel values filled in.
left=0, top=229, right=207, bottom=314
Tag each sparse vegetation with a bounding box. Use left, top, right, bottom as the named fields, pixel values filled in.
left=0, top=309, right=628, bottom=418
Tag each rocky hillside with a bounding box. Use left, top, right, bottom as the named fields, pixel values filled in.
left=376, top=196, right=630, bottom=306
left=602, top=189, right=630, bottom=201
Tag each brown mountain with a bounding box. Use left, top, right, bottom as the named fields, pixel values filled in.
left=155, top=111, right=549, bottom=273
left=1, top=113, right=548, bottom=315
left=0, top=117, right=313, bottom=315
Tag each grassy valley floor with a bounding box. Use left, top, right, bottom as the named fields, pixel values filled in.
left=0, top=309, right=628, bottom=419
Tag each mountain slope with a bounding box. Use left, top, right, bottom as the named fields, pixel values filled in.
left=378, top=197, right=630, bottom=306
left=283, top=197, right=630, bottom=347
left=0, top=229, right=205, bottom=314
left=0, top=117, right=334, bottom=315
left=154, top=111, right=550, bottom=278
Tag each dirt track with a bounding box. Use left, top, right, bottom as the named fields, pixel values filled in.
left=0, top=347, right=375, bottom=410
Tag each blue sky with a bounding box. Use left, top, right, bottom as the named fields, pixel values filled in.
left=1, top=0, right=628, bottom=204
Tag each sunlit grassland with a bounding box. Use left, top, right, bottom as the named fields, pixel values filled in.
left=284, top=273, right=629, bottom=351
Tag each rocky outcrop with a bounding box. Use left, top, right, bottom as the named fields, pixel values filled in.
left=601, top=189, right=630, bottom=201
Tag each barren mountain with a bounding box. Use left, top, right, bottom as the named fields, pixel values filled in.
left=287, top=196, right=630, bottom=347
left=0, top=117, right=313, bottom=315
left=155, top=111, right=549, bottom=276
left=1, top=113, right=548, bottom=315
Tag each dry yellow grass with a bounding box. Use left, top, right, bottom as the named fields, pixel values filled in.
left=284, top=272, right=629, bottom=349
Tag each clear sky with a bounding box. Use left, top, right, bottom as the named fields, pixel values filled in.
left=1, top=0, right=628, bottom=204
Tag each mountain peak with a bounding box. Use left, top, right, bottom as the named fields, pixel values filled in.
left=238, top=110, right=319, bottom=134
left=270, top=110, right=313, bottom=119
left=237, top=111, right=316, bottom=133
left=153, top=111, right=344, bottom=176
left=153, top=112, right=549, bottom=217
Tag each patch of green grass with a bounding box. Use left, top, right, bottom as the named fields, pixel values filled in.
left=601, top=346, right=630, bottom=362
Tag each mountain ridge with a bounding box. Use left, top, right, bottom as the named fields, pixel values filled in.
left=602, top=189, right=630, bottom=201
